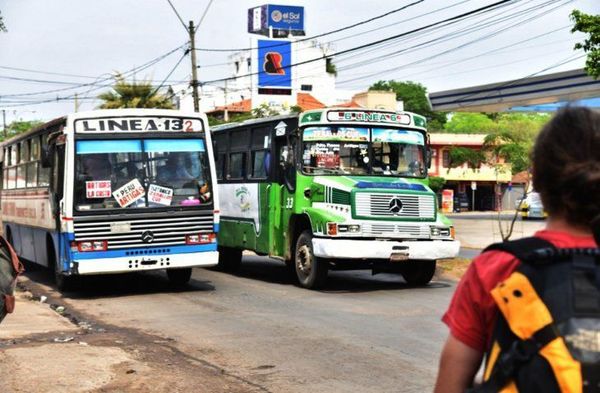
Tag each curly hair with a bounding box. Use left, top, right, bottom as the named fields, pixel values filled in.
left=532, top=107, right=600, bottom=229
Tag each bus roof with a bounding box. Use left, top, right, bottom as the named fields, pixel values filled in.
left=211, top=113, right=298, bottom=133
left=0, top=116, right=66, bottom=148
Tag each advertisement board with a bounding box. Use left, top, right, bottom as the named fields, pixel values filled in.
left=248, top=4, right=305, bottom=37
left=257, top=39, right=292, bottom=88
left=441, top=189, right=454, bottom=214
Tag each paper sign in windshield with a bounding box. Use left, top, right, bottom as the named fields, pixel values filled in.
left=303, top=127, right=369, bottom=142
left=86, top=180, right=112, bottom=198
left=148, top=184, right=173, bottom=206
left=112, top=179, right=145, bottom=207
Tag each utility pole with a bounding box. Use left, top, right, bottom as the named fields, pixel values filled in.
left=224, top=80, right=229, bottom=122
left=189, top=20, right=200, bottom=112
left=2, top=109, right=6, bottom=139
left=74, top=93, right=80, bottom=112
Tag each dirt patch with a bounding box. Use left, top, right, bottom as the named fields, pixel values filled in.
left=436, top=258, right=472, bottom=281
left=0, top=283, right=271, bottom=393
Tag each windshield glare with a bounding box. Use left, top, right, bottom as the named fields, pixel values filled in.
left=301, top=126, right=426, bottom=177
left=75, top=139, right=212, bottom=211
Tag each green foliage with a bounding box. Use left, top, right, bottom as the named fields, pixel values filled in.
left=1, top=120, right=44, bottom=141
left=97, top=74, right=174, bottom=109
left=571, top=10, right=600, bottom=79
left=369, top=80, right=446, bottom=130
left=290, top=105, right=303, bottom=114
left=0, top=12, right=6, bottom=32
left=444, top=113, right=498, bottom=134
left=428, top=176, right=446, bottom=194
left=443, top=112, right=550, bottom=173
left=251, top=103, right=281, bottom=118
left=448, top=147, right=486, bottom=170
left=325, top=58, right=337, bottom=76
left=207, top=112, right=254, bottom=127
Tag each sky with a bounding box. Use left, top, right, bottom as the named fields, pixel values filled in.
left=0, top=0, right=598, bottom=124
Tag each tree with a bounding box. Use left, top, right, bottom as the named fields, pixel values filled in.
left=2, top=120, right=44, bottom=141
left=251, top=103, right=282, bottom=118
left=369, top=80, right=447, bottom=130
left=97, top=74, right=174, bottom=109
left=571, top=10, right=600, bottom=79
left=443, top=113, right=498, bottom=134
left=428, top=176, right=446, bottom=194
left=0, top=11, right=6, bottom=32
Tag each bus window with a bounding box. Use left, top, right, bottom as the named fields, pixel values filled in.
left=371, top=128, right=425, bottom=177
left=228, top=152, right=246, bottom=179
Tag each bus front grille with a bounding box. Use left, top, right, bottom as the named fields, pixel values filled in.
left=73, top=214, right=214, bottom=250
left=354, top=193, right=435, bottom=219
left=361, top=224, right=430, bottom=238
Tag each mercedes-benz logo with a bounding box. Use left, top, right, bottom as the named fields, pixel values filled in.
left=388, top=197, right=403, bottom=214
left=141, top=230, right=155, bottom=243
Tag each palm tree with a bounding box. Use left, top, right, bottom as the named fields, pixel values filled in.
left=98, top=74, right=174, bottom=109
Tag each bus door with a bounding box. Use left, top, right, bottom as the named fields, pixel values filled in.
left=269, top=129, right=296, bottom=258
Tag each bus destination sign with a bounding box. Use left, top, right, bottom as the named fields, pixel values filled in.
left=74, top=117, right=204, bottom=133
left=326, top=110, right=411, bottom=125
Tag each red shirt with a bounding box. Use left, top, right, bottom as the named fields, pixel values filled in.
left=442, top=230, right=597, bottom=352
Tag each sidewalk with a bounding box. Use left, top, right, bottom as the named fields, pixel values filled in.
left=0, top=278, right=256, bottom=393
left=447, top=211, right=546, bottom=249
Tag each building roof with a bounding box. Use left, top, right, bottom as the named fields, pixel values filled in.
left=429, top=133, right=487, bottom=146
left=297, top=93, right=326, bottom=111
left=207, top=98, right=252, bottom=114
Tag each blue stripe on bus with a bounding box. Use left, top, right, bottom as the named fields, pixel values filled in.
left=76, top=140, right=142, bottom=154
left=72, top=243, right=217, bottom=260
left=213, top=223, right=220, bottom=233
left=144, top=139, right=205, bottom=153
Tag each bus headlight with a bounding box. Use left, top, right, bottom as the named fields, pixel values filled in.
left=72, top=240, right=108, bottom=252
left=186, top=233, right=216, bottom=244
left=430, top=227, right=451, bottom=238
left=338, top=224, right=361, bottom=234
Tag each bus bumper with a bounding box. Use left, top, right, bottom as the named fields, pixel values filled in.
left=311, top=238, right=460, bottom=260
left=72, top=251, right=219, bottom=275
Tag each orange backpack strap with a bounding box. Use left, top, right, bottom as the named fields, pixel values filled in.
left=478, top=272, right=582, bottom=393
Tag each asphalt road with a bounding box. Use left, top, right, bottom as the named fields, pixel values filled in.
left=15, top=213, right=546, bottom=393
left=23, top=257, right=457, bottom=393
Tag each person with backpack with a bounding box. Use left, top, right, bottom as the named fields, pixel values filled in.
left=0, top=236, right=24, bottom=324
left=433, top=107, right=600, bottom=393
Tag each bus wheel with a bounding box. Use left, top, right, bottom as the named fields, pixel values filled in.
left=217, top=247, right=242, bottom=272
left=400, top=260, right=436, bottom=286
left=49, top=243, right=75, bottom=292
left=167, top=268, right=192, bottom=286
left=294, top=231, right=328, bottom=289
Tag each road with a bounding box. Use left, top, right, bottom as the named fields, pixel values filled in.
left=10, top=213, right=546, bottom=393
left=21, top=256, right=457, bottom=393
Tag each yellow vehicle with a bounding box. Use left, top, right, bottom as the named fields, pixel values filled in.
left=519, top=192, right=547, bottom=219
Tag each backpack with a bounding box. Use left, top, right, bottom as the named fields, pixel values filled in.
left=0, top=235, right=24, bottom=324
left=470, top=237, right=600, bottom=393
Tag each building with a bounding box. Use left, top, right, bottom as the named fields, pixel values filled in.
left=429, top=133, right=512, bottom=211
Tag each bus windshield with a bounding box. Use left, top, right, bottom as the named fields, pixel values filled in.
left=301, top=126, right=426, bottom=177
left=74, top=138, right=212, bottom=211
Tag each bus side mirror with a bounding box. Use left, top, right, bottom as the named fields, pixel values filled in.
left=280, top=146, right=292, bottom=167
left=41, top=144, right=55, bottom=168
left=426, top=148, right=433, bottom=168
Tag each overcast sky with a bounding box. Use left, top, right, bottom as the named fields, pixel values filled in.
left=1, top=0, right=598, bottom=123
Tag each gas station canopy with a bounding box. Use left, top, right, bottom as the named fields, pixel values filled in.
left=429, top=69, right=600, bottom=112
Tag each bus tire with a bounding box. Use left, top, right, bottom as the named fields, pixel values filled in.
left=294, top=231, right=328, bottom=289
left=217, top=246, right=242, bottom=272
left=400, top=260, right=436, bottom=286
left=167, top=268, right=192, bottom=286
left=49, top=239, right=75, bottom=292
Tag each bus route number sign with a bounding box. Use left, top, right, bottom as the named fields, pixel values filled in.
left=74, top=117, right=204, bottom=133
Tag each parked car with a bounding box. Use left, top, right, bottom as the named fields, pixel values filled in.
left=518, top=192, right=547, bottom=219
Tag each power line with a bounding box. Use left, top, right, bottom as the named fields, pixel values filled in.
left=200, top=0, right=517, bottom=85
left=194, top=0, right=427, bottom=52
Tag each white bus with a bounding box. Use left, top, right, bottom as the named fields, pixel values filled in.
left=0, top=109, right=219, bottom=291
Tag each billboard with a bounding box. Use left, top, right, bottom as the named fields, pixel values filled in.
left=248, top=4, right=305, bottom=37
left=257, top=39, right=292, bottom=89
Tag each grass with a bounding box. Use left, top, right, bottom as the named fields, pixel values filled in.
left=436, top=257, right=472, bottom=281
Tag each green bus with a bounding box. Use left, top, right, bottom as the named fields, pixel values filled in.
left=212, top=108, right=460, bottom=289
